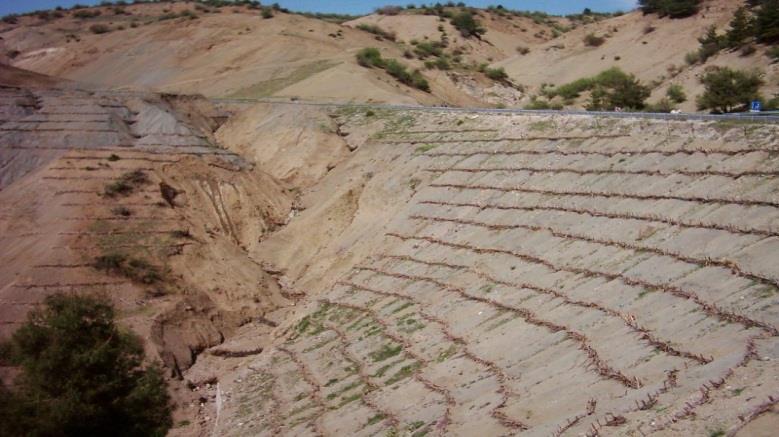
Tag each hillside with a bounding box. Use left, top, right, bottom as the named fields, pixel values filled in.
left=2, top=0, right=774, bottom=110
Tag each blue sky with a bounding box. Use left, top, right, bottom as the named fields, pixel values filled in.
left=1, top=1, right=638, bottom=17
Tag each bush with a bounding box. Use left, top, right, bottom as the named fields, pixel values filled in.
left=356, top=47, right=384, bottom=68
left=355, top=48, right=429, bottom=92
left=666, top=84, right=687, bottom=103
left=0, top=294, right=172, bottom=437
left=638, top=0, right=701, bottom=18
left=484, top=67, right=509, bottom=81
left=261, top=7, right=273, bottom=19
left=451, top=11, right=485, bottom=38
left=767, top=46, right=779, bottom=61
left=583, top=33, right=606, bottom=47
left=90, top=24, right=111, bottom=34
left=93, top=253, right=163, bottom=284
left=356, top=23, right=396, bottom=41
left=73, top=9, right=101, bottom=19
left=697, top=67, right=763, bottom=113
left=413, top=41, right=445, bottom=58
left=546, top=67, right=649, bottom=110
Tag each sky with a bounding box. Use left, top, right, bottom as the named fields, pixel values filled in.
left=0, top=1, right=638, bottom=18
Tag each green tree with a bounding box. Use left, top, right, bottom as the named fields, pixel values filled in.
left=755, top=0, right=779, bottom=43
left=451, top=11, right=485, bottom=38
left=725, top=7, right=754, bottom=48
left=0, top=293, right=172, bottom=437
left=586, top=68, right=651, bottom=111
left=696, top=67, right=764, bottom=113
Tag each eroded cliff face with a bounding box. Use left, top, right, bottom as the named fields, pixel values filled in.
left=0, top=68, right=303, bottom=430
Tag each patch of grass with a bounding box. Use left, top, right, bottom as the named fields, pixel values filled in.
left=107, top=154, right=120, bottom=161
left=484, top=67, right=509, bottom=82
left=436, top=345, right=458, bottom=362
left=415, top=143, right=438, bottom=154
left=583, top=33, right=605, bottom=47
left=92, top=253, right=163, bottom=285
left=370, top=344, right=403, bottom=362
left=528, top=120, right=554, bottom=131
left=366, top=413, right=386, bottom=426
left=708, top=429, right=725, bottom=437
left=408, top=420, right=425, bottom=431
left=480, top=284, right=495, bottom=293
left=385, top=362, right=421, bottom=386
left=391, top=301, right=414, bottom=314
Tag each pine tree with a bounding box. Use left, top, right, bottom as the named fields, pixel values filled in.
left=726, top=7, right=754, bottom=48
left=755, top=0, right=779, bottom=43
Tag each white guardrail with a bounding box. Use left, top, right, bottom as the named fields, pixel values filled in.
left=211, top=98, right=779, bottom=123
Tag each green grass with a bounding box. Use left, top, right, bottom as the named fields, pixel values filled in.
left=385, top=362, right=421, bottom=385
left=415, top=144, right=438, bottom=154
left=366, top=413, right=386, bottom=426
left=370, top=344, right=403, bottom=362
left=436, top=345, right=458, bottom=363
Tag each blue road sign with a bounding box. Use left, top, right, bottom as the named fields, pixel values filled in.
left=751, top=100, right=762, bottom=112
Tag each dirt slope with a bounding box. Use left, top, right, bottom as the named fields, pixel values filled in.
left=206, top=107, right=779, bottom=437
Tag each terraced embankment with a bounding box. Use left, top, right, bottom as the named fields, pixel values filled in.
left=214, top=110, right=779, bottom=436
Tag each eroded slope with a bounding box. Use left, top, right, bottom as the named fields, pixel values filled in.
left=214, top=109, right=779, bottom=436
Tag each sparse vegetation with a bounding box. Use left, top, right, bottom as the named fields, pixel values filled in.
left=583, top=33, right=606, bottom=47
left=356, top=48, right=430, bottom=92
left=104, top=170, right=148, bottom=197
left=0, top=293, right=172, bottom=437
left=356, top=23, right=396, bottom=41
left=638, top=0, right=701, bottom=18
left=696, top=67, right=763, bottom=113
left=93, top=253, right=163, bottom=285
left=90, top=24, right=111, bottom=34
left=484, top=67, right=509, bottom=82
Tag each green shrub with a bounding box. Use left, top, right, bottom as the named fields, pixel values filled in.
left=697, top=67, right=763, bottom=113
left=356, top=47, right=384, bottom=68
left=261, top=7, right=273, bottom=19
left=451, top=11, right=485, bottom=38
left=767, top=46, right=779, bottom=61
left=93, top=253, right=163, bottom=284
left=413, top=41, right=445, bottom=58
left=638, top=0, right=701, bottom=18
left=0, top=294, right=172, bottom=437
left=524, top=96, right=563, bottom=110
left=73, top=9, right=101, bottom=19
left=90, top=24, right=111, bottom=34
left=583, top=33, right=606, bottom=47
left=484, top=67, right=509, bottom=81
left=666, top=84, right=687, bottom=103
left=355, top=23, right=396, bottom=41
left=356, top=48, right=430, bottom=92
